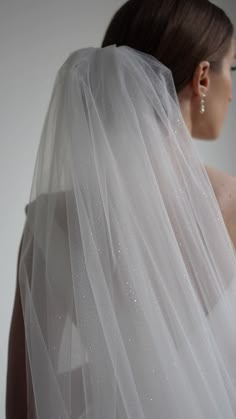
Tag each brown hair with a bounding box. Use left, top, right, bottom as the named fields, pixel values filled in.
left=101, top=0, right=234, bottom=92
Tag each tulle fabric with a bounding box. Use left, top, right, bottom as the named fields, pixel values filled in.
left=19, top=44, right=236, bottom=418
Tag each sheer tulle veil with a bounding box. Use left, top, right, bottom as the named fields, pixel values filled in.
left=19, top=43, right=236, bottom=418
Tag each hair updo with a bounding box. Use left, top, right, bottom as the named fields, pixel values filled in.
left=101, top=0, right=234, bottom=92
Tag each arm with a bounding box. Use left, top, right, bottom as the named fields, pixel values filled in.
left=6, top=233, right=28, bottom=419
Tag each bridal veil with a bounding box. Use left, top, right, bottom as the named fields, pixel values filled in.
left=19, top=44, right=236, bottom=418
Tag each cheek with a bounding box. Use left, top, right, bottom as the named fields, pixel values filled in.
left=206, top=85, right=229, bottom=137
left=215, top=77, right=231, bottom=111
left=218, top=67, right=232, bottom=95
left=226, top=78, right=232, bottom=98
left=224, top=71, right=233, bottom=98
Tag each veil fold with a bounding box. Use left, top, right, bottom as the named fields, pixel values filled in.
left=19, top=44, right=236, bottom=418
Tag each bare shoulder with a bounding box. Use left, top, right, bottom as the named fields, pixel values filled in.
left=204, top=165, right=235, bottom=200
left=204, top=164, right=236, bottom=229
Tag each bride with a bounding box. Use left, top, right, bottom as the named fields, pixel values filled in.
left=6, top=0, right=236, bottom=418
left=101, top=0, right=236, bottom=248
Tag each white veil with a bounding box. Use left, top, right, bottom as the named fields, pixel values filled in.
left=19, top=44, right=236, bottom=418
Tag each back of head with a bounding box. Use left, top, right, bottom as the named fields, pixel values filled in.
left=101, top=0, right=234, bottom=92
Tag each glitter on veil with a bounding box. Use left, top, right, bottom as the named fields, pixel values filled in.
left=19, top=44, right=236, bottom=418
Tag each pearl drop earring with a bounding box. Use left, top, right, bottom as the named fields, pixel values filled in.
left=200, top=93, right=206, bottom=114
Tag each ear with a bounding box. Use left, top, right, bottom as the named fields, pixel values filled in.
left=191, top=61, right=210, bottom=97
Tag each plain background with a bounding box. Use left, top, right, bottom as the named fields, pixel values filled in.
left=0, top=0, right=235, bottom=416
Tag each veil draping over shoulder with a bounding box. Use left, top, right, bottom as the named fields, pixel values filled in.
left=19, top=44, right=236, bottom=418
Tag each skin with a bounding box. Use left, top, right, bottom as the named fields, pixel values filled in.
left=178, top=37, right=236, bottom=249
left=6, top=37, right=236, bottom=419
left=6, top=236, right=29, bottom=419
left=178, top=37, right=235, bottom=140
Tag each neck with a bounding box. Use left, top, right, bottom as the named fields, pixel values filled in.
left=177, top=90, right=193, bottom=136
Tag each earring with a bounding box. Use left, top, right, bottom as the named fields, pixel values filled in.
left=200, top=93, right=206, bottom=114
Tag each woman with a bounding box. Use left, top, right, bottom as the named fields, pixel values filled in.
left=101, top=0, right=236, bottom=242
left=6, top=0, right=236, bottom=418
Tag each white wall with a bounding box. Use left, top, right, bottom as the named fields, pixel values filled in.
left=0, top=0, right=235, bottom=417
